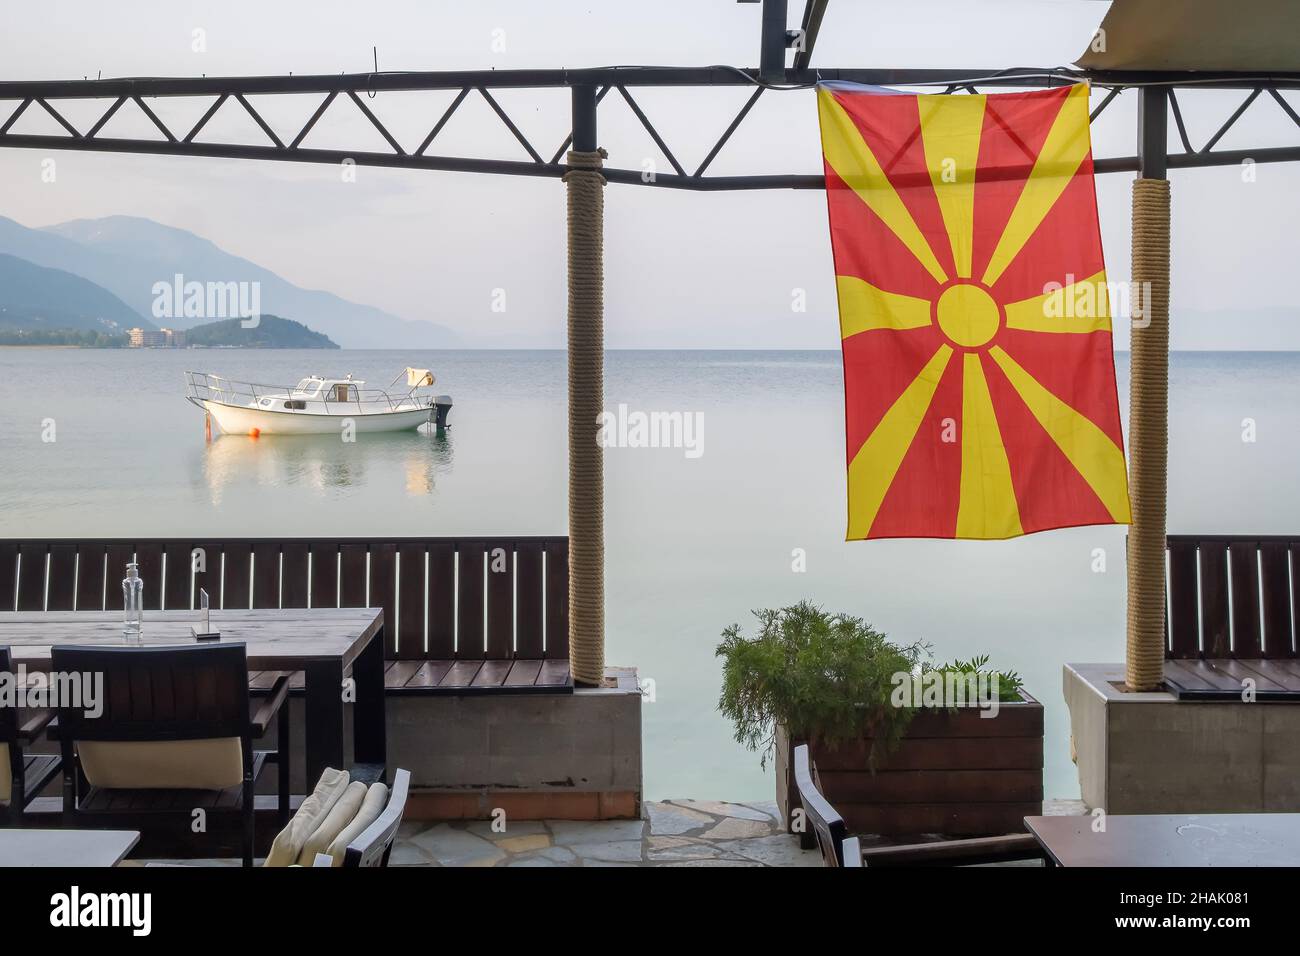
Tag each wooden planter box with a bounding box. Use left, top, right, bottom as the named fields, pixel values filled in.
left=776, top=691, right=1044, bottom=838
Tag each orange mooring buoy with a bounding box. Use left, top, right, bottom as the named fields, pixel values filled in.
left=249, top=427, right=261, bottom=438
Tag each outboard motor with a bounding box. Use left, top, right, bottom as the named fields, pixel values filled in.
left=432, top=395, right=454, bottom=428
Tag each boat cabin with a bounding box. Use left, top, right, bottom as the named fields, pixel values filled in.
left=290, top=376, right=362, bottom=404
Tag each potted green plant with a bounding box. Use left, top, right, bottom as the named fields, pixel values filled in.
left=717, top=603, right=1043, bottom=838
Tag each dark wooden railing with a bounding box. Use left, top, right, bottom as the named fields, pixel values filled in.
left=0, top=537, right=569, bottom=664
left=1165, top=535, right=1299, bottom=660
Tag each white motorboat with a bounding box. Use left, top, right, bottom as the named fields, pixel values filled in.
left=186, top=368, right=453, bottom=436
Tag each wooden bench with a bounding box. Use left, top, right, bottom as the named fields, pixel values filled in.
left=0, top=537, right=573, bottom=695
left=1163, top=535, right=1300, bottom=700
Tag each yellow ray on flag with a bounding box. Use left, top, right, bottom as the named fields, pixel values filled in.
left=981, top=84, right=1093, bottom=287
left=1005, top=270, right=1111, bottom=333
left=847, top=344, right=954, bottom=538
left=837, top=275, right=933, bottom=339
left=989, top=345, right=1131, bottom=522
left=818, top=87, right=949, bottom=286
left=956, top=353, right=1022, bottom=538
left=919, top=94, right=986, bottom=279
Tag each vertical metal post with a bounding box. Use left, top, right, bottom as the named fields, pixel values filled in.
left=759, top=0, right=790, bottom=85
left=1138, top=87, right=1168, bottom=179
left=564, top=85, right=606, bottom=686
left=572, top=84, right=598, bottom=153
left=1126, top=87, right=1171, bottom=691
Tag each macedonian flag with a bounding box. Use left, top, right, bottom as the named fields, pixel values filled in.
left=819, top=82, right=1131, bottom=540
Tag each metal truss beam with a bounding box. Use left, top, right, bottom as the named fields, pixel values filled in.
left=1, top=67, right=1298, bottom=190
left=5, top=67, right=1300, bottom=99
left=791, top=0, right=831, bottom=74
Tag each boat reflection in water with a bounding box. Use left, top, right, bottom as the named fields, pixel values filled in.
left=198, top=430, right=454, bottom=504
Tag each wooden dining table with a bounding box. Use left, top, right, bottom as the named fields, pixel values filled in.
left=0, top=607, right=387, bottom=786
left=1025, top=813, right=1300, bottom=867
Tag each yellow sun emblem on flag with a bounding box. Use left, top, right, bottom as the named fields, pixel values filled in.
left=818, top=82, right=1131, bottom=540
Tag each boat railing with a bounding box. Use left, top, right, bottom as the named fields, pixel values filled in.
left=185, top=371, right=423, bottom=413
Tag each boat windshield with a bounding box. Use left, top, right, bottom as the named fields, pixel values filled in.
left=292, top=379, right=321, bottom=397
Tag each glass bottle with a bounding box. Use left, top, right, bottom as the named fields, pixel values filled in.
left=122, top=561, right=144, bottom=643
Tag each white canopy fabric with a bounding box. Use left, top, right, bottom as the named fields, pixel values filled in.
left=1077, top=0, right=1300, bottom=71
left=406, top=367, right=435, bottom=387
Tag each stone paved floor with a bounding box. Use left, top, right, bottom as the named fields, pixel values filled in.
left=137, top=798, right=1087, bottom=867
left=390, top=797, right=1086, bottom=867
left=393, top=799, right=819, bottom=867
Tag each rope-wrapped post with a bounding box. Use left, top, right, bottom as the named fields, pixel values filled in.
left=564, top=145, right=608, bottom=686
left=1125, top=177, right=1171, bottom=691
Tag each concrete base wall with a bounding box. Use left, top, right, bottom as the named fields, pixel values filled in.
left=255, top=668, right=643, bottom=821
left=1065, top=663, right=1300, bottom=813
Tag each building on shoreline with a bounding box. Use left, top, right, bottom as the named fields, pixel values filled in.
left=127, top=327, right=187, bottom=348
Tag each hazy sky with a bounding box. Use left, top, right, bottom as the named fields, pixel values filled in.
left=2, top=0, right=1298, bottom=348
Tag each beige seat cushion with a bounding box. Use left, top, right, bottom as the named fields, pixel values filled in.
left=0, top=743, right=10, bottom=805
left=323, top=782, right=389, bottom=866
left=297, top=780, right=368, bottom=865
left=78, top=738, right=244, bottom=790
left=264, top=767, right=350, bottom=867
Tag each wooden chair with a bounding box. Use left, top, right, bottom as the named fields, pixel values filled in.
left=0, top=647, right=62, bottom=826
left=792, top=743, right=852, bottom=867
left=312, top=768, right=410, bottom=868
left=50, top=642, right=290, bottom=866
left=841, top=836, right=862, bottom=868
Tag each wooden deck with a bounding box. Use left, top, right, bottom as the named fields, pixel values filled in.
left=247, top=659, right=573, bottom=695
left=1163, top=658, right=1300, bottom=700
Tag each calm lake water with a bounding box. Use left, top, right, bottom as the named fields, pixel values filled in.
left=2, top=348, right=1298, bottom=802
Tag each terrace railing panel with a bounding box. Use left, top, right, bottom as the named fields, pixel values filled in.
left=0, top=543, right=16, bottom=611
left=396, top=542, right=426, bottom=660
left=1259, top=543, right=1292, bottom=658
left=1166, top=536, right=1300, bottom=661
left=427, top=543, right=455, bottom=659
left=281, top=542, right=310, bottom=609
left=1197, top=541, right=1231, bottom=658
left=1166, top=538, right=1199, bottom=659
left=223, top=542, right=253, bottom=610
left=163, top=541, right=193, bottom=611
left=368, top=543, right=396, bottom=656
left=544, top=538, right=569, bottom=660
left=487, top=547, right=513, bottom=660
left=17, top=542, right=46, bottom=612
left=75, top=543, right=106, bottom=612
left=515, top=541, right=544, bottom=660
left=457, top=541, right=487, bottom=660
left=1, top=539, right=570, bottom=687
left=47, top=544, right=77, bottom=612
left=135, top=541, right=164, bottom=611
left=309, top=542, right=339, bottom=610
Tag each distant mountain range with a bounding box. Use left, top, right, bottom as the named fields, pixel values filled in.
left=0, top=215, right=460, bottom=348
left=0, top=252, right=149, bottom=333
